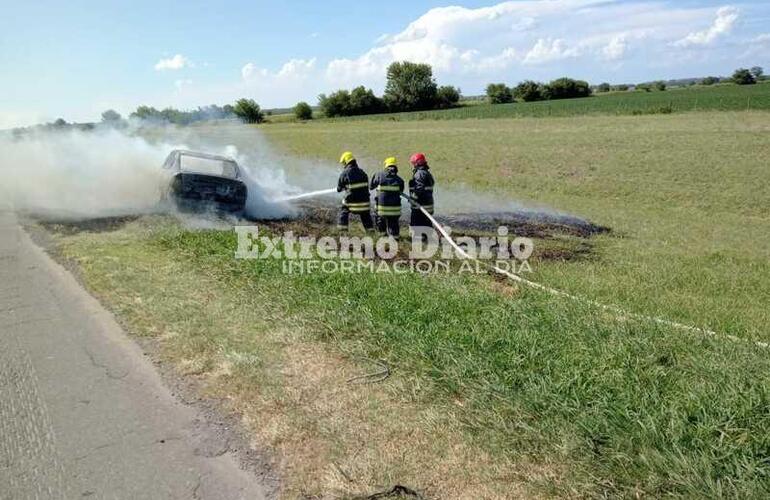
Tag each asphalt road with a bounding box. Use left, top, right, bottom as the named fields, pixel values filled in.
left=0, top=210, right=268, bottom=499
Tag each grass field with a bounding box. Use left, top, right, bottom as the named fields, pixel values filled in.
left=260, top=111, right=770, bottom=339
left=267, top=83, right=770, bottom=122
left=46, top=109, right=770, bottom=497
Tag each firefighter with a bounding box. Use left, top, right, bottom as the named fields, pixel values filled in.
left=336, top=151, right=374, bottom=232
left=370, top=157, right=405, bottom=238
left=408, top=152, right=435, bottom=233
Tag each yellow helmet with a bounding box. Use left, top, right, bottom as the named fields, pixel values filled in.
left=339, top=151, right=355, bottom=165
left=383, top=157, right=398, bottom=169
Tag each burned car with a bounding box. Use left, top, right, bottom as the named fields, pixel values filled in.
left=161, top=150, right=248, bottom=213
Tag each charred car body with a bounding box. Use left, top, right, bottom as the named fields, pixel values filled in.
left=161, top=150, right=248, bottom=213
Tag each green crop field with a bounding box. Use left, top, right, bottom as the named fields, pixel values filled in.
left=288, top=82, right=770, bottom=122
left=47, top=109, right=770, bottom=497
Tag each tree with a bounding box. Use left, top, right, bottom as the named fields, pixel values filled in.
left=701, top=76, right=719, bottom=86
left=513, top=80, right=544, bottom=102
left=318, top=90, right=351, bottom=117
left=293, top=102, right=313, bottom=120
left=130, top=105, right=165, bottom=122
left=127, top=103, right=234, bottom=124
left=101, top=109, right=122, bottom=122
left=435, top=85, right=461, bottom=109
left=383, top=61, right=438, bottom=112
left=636, top=83, right=652, bottom=92
left=160, top=107, right=192, bottom=125
left=596, top=83, right=611, bottom=93
left=349, top=86, right=384, bottom=115
left=319, top=86, right=385, bottom=117
left=196, top=104, right=234, bottom=120
left=53, top=118, right=68, bottom=128
left=613, top=84, right=630, bottom=91
left=543, top=78, right=592, bottom=100
left=486, top=83, right=513, bottom=104
left=732, top=68, right=756, bottom=85
left=232, top=98, right=265, bottom=123
left=750, top=66, right=764, bottom=80
left=654, top=81, right=667, bottom=91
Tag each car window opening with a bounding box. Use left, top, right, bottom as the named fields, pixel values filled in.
left=180, top=155, right=238, bottom=178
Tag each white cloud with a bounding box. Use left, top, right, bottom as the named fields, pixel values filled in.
left=276, top=58, right=317, bottom=78
left=512, top=17, right=537, bottom=32
left=219, top=59, right=322, bottom=108
left=674, top=6, right=739, bottom=48
left=154, top=54, right=191, bottom=71
left=242, top=58, right=316, bottom=82
left=472, top=47, right=519, bottom=71
left=523, top=38, right=580, bottom=65
left=602, top=35, right=628, bottom=61
left=740, top=32, right=770, bottom=58
left=241, top=62, right=260, bottom=80
left=325, top=1, right=606, bottom=85
left=170, top=1, right=765, bottom=109
left=318, top=0, right=732, bottom=89
left=326, top=41, right=471, bottom=86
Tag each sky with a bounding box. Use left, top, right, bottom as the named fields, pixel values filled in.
left=1, top=0, right=769, bottom=128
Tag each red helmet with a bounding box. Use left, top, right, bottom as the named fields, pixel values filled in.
left=410, top=153, right=427, bottom=166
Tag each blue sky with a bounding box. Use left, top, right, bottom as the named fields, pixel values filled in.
left=2, top=0, right=769, bottom=127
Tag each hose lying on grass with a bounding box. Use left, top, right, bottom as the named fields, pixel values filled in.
left=355, top=484, right=424, bottom=499
left=347, top=357, right=390, bottom=384
left=402, top=193, right=768, bottom=350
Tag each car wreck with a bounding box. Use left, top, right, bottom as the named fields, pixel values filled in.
left=161, top=149, right=248, bottom=213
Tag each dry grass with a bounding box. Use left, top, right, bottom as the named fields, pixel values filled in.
left=224, top=340, right=550, bottom=499
left=49, top=219, right=557, bottom=499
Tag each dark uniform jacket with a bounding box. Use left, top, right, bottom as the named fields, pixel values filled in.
left=337, top=161, right=370, bottom=212
left=408, top=165, right=434, bottom=213
left=370, top=166, right=404, bottom=216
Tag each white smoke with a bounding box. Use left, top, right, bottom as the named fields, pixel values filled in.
left=0, top=126, right=307, bottom=220
left=0, top=128, right=169, bottom=217
left=219, top=144, right=299, bottom=219
left=165, top=125, right=343, bottom=218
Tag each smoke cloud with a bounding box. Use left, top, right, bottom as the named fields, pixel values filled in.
left=0, top=129, right=170, bottom=217
left=0, top=123, right=580, bottom=228
left=0, top=127, right=309, bottom=220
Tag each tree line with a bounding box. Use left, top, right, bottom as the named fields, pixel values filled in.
left=316, top=61, right=461, bottom=118
left=485, top=66, right=764, bottom=105
left=127, top=104, right=235, bottom=125
left=486, top=78, right=592, bottom=104
left=110, top=61, right=462, bottom=125
left=99, top=100, right=266, bottom=126
left=103, top=64, right=765, bottom=125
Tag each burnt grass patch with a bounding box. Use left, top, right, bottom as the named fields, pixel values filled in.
left=251, top=199, right=609, bottom=263
left=28, top=214, right=143, bottom=235
left=33, top=198, right=609, bottom=264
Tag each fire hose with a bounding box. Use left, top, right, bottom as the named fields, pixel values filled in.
left=275, top=188, right=337, bottom=203
left=400, top=193, right=768, bottom=350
